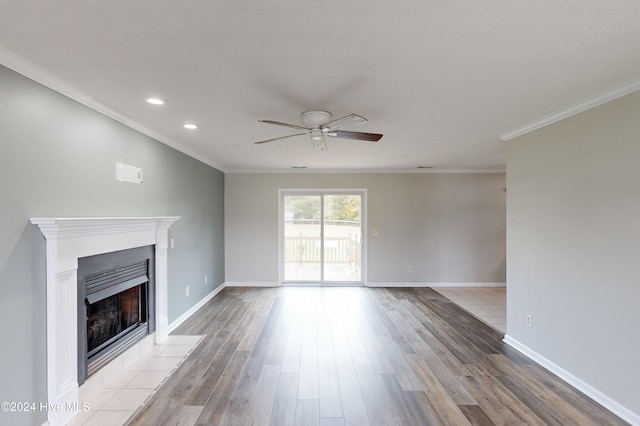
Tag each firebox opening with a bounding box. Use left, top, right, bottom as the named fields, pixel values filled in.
left=78, top=245, right=155, bottom=385
left=87, top=283, right=145, bottom=356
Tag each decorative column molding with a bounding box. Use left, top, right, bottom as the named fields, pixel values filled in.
left=30, top=216, right=179, bottom=426
left=153, top=218, right=175, bottom=343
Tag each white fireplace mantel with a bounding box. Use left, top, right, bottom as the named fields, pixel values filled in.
left=31, top=216, right=179, bottom=426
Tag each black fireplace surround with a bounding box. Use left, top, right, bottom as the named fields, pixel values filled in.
left=77, top=245, right=155, bottom=385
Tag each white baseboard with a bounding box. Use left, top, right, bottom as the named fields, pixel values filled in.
left=225, top=281, right=280, bottom=287
left=168, top=283, right=226, bottom=333
left=366, top=282, right=506, bottom=288
left=223, top=282, right=506, bottom=288
left=503, top=335, right=640, bottom=425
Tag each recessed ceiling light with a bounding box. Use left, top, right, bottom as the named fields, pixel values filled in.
left=183, top=123, right=198, bottom=130
left=146, top=98, right=165, bottom=105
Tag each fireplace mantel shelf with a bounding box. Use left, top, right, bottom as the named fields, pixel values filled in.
left=31, top=216, right=180, bottom=238
left=31, top=216, right=180, bottom=426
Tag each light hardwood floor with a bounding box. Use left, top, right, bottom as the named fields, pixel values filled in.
left=127, top=286, right=627, bottom=425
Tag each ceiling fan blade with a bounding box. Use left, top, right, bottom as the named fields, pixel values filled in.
left=254, top=133, right=307, bottom=144
left=322, top=114, right=367, bottom=131
left=327, top=130, right=383, bottom=142
left=259, top=120, right=307, bottom=131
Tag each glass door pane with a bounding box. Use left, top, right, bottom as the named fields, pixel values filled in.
left=283, top=194, right=321, bottom=281
left=323, top=194, right=362, bottom=282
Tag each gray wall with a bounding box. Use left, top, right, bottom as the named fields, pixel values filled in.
left=507, top=91, right=640, bottom=417
left=0, top=65, right=224, bottom=426
left=225, top=172, right=506, bottom=284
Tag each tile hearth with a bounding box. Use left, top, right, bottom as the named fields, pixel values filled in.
left=68, top=335, right=203, bottom=426
left=435, top=286, right=506, bottom=333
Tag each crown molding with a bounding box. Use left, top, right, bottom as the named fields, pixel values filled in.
left=500, top=76, right=640, bottom=141
left=0, top=48, right=506, bottom=175
left=0, top=47, right=227, bottom=172
left=225, top=168, right=506, bottom=174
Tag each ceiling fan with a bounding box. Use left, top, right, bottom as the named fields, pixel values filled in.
left=255, top=110, right=383, bottom=151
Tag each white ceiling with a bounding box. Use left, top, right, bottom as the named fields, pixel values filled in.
left=1, top=1, right=639, bottom=172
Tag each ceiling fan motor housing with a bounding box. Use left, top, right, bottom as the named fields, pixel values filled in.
left=301, top=110, right=332, bottom=128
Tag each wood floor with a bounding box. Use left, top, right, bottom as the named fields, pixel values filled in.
left=127, top=286, right=627, bottom=426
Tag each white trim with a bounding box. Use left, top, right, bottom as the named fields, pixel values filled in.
left=225, top=281, right=280, bottom=287
left=226, top=168, right=506, bottom=174
left=503, top=336, right=640, bottom=425
left=282, top=282, right=365, bottom=287
left=168, top=283, right=227, bottom=333
left=500, top=77, right=640, bottom=141
left=278, top=190, right=284, bottom=286
left=361, top=191, right=368, bottom=285
left=30, top=216, right=179, bottom=426
left=366, top=281, right=506, bottom=288
left=0, top=47, right=225, bottom=172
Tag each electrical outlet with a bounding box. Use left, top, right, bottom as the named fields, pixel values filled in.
left=186, top=286, right=190, bottom=297
left=408, top=265, right=414, bottom=272
left=170, top=238, right=175, bottom=249
left=526, top=314, right=533, bottom=328
left=204, top=275, right=208, bottom=284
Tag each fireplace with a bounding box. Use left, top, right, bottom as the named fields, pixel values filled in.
left=77, top=245, right=155, bottom=384
left=30, top=216, right=179, bottom=426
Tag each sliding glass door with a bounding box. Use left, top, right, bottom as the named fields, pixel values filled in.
left=283, top=194, right=322, bottom=281
left=282, top=191, right=364, bottom=284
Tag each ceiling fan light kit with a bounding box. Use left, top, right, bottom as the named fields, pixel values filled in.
left=309, top=128, right=327, bottom=151
left=255, top=110, right=383, bottom=150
